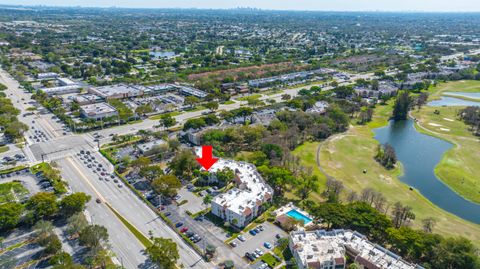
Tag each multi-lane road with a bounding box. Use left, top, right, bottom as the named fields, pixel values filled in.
left=0, top=64, right=379, bottom=268
left=0, top=68, right=209, bottom=268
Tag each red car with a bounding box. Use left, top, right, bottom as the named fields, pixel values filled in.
left=180, top=227, right=189, bottom=233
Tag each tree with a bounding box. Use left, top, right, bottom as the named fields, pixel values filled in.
left=135, top=104, right=153, bottom=116
left=297, top=173, right=319, bottom=200
left=34, top=220, right=54, bottom=245
left=375, top=143, right=397, bottom=169
left=422, top=217, right=437, bottom=233
left=169, top=149, right=199, bottom=180
left=130, top=156, right=152, bottom=170
left=312, top=203, right=350, bottom=229
left=151, top=175, right=182, bottom=197
left=257, top=165, right=293, bottom=195
left=215, top=167, right=235, bottom=185
left=60, top=193, right=91, bottom=217
left=49, top=252, right=73, bottom=267
left=324, top=178, right=344, bottom=203
left=392, top=90, right=411, bottom=120
left=358, top=106, right=373, bottom=124
left=27, top=192, right=59, bottom=220
left=146, top=237, right=179, bottom=269
left=139, top=165, right=164, bottom=181
left=205, top=101, right=219, bottom=112
left=67, top=213, right=88, bottom=236
left=0, top=202, right=23, bottom=231
left=79, top=225, right=109, bottom=249
left=184, top=96, right=200, bottom=108
left=430, top=237, right=480, bottom=269
left=391, top=202, right=415, bottom=228
left=203, top=195, right=213, bottom=209
left=44, top=234, right=62, bottom=255
left=160, top=114, right=176, bottom=129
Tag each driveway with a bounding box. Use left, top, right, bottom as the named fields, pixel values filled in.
left=164, top=203, right=250, bottom=269
left=230, top=222, right=287, bottom=260
left=177, top=187, right=205, bottom=215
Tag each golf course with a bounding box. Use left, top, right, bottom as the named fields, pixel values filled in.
left=293, top=80, right=480, bottom=246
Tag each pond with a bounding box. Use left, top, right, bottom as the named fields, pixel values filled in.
left=149, top=51, right=176, bottom=58
left=374, top=119, right=480, bottom=224
left=444, top=92, right=480, bottom=100
left=427, top=96, right=480, bottom=107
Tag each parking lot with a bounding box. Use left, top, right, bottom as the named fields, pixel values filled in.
left=177, top=187, right=205, bottom=215
left=163, top=203, right=251, bottom=268
left=0, top=170, right=42, bottom=195
left=229, top=222, right=287, bottom=261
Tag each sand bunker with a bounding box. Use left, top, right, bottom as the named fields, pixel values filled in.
left=440, top=128, right=450, bottom=132
left=443, top=118, right=454, bottom=122
left=429, top=123, right=442, bottom=127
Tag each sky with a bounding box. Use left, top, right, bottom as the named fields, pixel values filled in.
left=1, top=0, right=480, bottom=12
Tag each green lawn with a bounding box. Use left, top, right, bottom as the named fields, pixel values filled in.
left=149, top=111, right=182, bottom=120
left=236, top=94, right=262, bottom=101
left=410, top=80, right=480, bottom=204
left=0, top=181, right=29, bottom=203
left=293, top=96, right=480, bottom=247
left=260, top=253, right=281, bottom=267
left=0, top=145, right=8, bottom=153
left=106, top=203, right=152, bottom=248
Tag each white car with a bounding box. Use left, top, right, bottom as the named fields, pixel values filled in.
left=238, top=235, right=246, bottom=242
left=255, top=248, right=264, bottom=256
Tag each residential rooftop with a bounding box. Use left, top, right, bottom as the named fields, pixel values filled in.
left=194, top=147, right=273, bottom=216
left=290, top=229, right=424, bottom=269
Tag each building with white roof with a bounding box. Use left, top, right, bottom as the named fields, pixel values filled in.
left=178, top=86, right=208, bottom=98
left=194, top=147, right=273, bottom=228
left=290, top=230, right=425, bottom=269
left=89, top=85, right=144, bottom=100
left=80, top=102, right=118, bottom=120
left=306, top=101, right=329, bottom=114
left=40, top=85, right=81, bottom=96
left=37, top=72, right=58, bottom=80
left=57, top=77, right=76, bottom=86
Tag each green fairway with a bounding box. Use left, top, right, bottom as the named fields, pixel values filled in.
left=411, top=80, right=480, bottom=204
left=293, top=95, right=480, bottom=246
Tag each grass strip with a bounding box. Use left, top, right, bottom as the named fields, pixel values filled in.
left=105, top=203, right=152, bottom=248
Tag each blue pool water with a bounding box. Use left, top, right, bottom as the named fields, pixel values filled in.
left=286, top=209, right=312, bottom=224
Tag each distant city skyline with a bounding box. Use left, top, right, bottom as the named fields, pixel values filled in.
left=2, top=0, right=480, bottom=12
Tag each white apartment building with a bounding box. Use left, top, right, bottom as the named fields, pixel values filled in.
left=194, top=147, right=273, bottom=228
left=290, top=230, right=425, bottom=269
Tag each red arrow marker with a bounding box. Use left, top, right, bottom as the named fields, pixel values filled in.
left=196, top=145, right=219, bottom=171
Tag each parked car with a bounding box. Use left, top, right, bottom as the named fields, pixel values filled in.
left=180, top=227, right=188, bottom=233
left=164, top=212, right=171, bottom=217
left=258, top=225, right=264, bottom=231
left=255, top=248, right=264, bottom=256
left=259, top=263, right=268, bottom=269
left=245, top=252, right=255, bottom=261
left=230, top=241, right=238, bottom=247
left=238, top=235, right=246, bottom=242
left=275, top=234, right=282, bottom=239
left=185, top=231, right=195, bottom=237
left=264, top=242, right=272, bottom=249
left=249, top=229, right=257, bottom=236
left=175, top=222, right=183, bottom=228
left=96, top=198, right=102, bottom=203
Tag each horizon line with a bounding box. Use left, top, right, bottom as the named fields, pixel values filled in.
left=2, top=4, right=480, bottom=13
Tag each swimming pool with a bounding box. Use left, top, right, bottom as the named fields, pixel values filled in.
left=286, top=209, right=312, bottom=224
